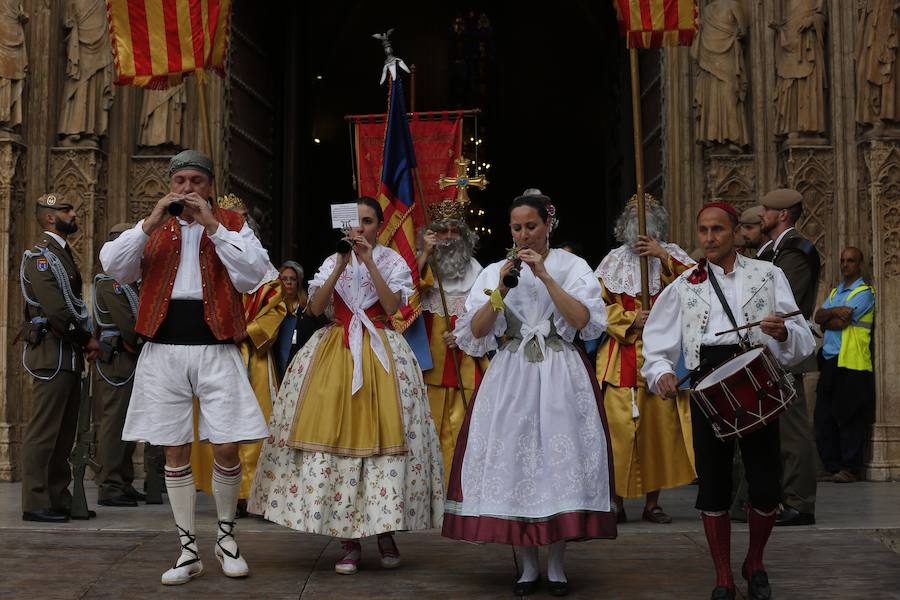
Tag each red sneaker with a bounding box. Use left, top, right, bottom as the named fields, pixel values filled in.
left=377, top=533, right=402, bottom=569
left=334, top=540, right=361, bottom=575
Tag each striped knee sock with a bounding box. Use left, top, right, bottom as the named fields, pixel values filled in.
left=212, top=461, right=243, bottom=555
left=164, top=464, right=198, bottom=565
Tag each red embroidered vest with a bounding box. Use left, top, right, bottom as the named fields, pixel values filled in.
left=135, top=208, right=247, bottom=341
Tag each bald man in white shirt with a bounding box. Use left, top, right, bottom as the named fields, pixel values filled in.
left=642, top=201, right=815, bottom=600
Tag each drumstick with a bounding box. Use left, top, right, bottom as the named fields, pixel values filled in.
left=714, top=310, right=803, bottom=337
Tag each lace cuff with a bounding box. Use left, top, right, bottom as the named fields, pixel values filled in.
left=452, top=301, right=506, bottom=357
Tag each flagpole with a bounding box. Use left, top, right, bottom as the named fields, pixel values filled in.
left=628, top=48, right=650, bottom=307
left=411, top=167, right=468, bottom=409
left=410, top=64, right=416, bottom=112
left=196, top=70, right=217, bottom=196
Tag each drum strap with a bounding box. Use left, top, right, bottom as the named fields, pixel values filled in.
left=707, top=266, right=749, bottom=347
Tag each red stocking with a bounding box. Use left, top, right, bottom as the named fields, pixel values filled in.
left=701, top=511, right=734, bottom=589
left=745, top=507, right=776, bottom=576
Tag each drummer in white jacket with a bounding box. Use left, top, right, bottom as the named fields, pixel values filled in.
left=642, top=201, right=814, bottom=600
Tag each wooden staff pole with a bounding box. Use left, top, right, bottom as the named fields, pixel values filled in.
left=628, top=48, right=650, bottom=307
left=411, top=166, right=468, bottom=408
left=410, top=64, right=417, bottom=112
left=196, top=70, right=217, bottom=197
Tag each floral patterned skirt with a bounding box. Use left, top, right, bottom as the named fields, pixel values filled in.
left=248, top=325, right=445, bottom=538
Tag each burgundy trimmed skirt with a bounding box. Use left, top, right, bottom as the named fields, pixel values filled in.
left=441, top=348, right=618, bottom=546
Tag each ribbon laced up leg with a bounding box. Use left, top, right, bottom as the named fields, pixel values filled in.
left=214, top=519, right=249, bottom=578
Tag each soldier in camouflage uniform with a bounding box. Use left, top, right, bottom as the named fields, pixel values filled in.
left=19, top=193, right=99, bottom=522
left=93, top=223, right=146, bottom=507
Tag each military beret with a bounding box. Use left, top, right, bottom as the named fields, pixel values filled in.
left=36, top=193, right=73, bottom=210
left=760, top=188, right=802, bottom=209
left=739, top=205, right=764, bottom=225
left=109, top=222, right=133, bottom=236
left=169, top=149, right=214, bottom=179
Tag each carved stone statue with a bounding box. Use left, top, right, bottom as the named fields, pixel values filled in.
left=772, top=0, right=828, bottom=139
left=690, top=0, right=750, bottom=150
left=0, top=0, right=27, bottom=132
left=58, top=0, right=115, bottom=144
left=856, top=0, right=900, bottom=131
left=138, top=85, right=187, bottom=148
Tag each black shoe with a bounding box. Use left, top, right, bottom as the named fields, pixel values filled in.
left=98, top=494, right=139, bottom=507
left=123, top=487, right=147, bottom=502
left=548, top=580, right=568, bottom=596
left=52, top=507, right=96, bottom=519
left=616, top=507, right=627, bottom=524
left=710, top=586, right=735, bottom=600
left=775, top=506, right=815, bottom=526
left=235, top=498, right=249, bottom=519
left=23, top=509, right=69, bottom=523
left=745, top=570, right=772, bottom=600
left=513, top=578, right=540, bottom=596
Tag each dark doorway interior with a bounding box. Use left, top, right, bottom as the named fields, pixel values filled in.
left=235, top=1, right=657, bottom=274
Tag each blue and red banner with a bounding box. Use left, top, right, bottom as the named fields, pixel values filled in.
left=375, top=74, right=432, bottom=369
left=356, top=117, right=463, bottom=210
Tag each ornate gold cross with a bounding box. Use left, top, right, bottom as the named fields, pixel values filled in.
left=437, top=156, right=488, bottom=204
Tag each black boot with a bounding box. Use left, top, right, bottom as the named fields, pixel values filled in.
left=710, top=586, right=735, bottom=600
left=743, top=567, right=772, bottom=600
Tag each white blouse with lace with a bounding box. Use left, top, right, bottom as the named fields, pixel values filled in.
left=308, top=245, right=413, bottom=394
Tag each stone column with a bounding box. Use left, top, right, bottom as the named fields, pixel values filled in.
left=127, top=155, right=172, bottom=223
left=0, top=136, right=25, bottom=479
left=780, top=144, right=837, bottom=283
left=705, top=153, right=757, bottom=209
left=48, top=147, right=107, bottom=281
left=863, top=138, right=900, bottom=481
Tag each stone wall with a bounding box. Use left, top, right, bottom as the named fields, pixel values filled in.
left=0, top=0, right=225, bottom=480
left=1, top=0, right=898, bottom=482
left=664, top=0, right=900, bottom=479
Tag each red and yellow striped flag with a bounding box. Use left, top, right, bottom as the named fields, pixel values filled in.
left=106, top=0, right=232, bottom=88
left=613, top=0, right=698, bottom=49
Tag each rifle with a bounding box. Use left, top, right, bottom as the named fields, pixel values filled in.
left=143, top=443, right=165, bottom=504
left=69, top=365, right=101, bottom=520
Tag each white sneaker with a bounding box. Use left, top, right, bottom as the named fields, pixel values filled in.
left=161, top=558, right=203, bottom=585
left=215, top=541, right=249, bottom=578
left=162, top=527, right=203, bottom=585
left=215, top=519, right=249, bottom=578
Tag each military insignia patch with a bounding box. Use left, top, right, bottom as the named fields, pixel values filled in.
left=113, top=283, right=123, bottom=294
left=36, top=257, right=49, bottom=272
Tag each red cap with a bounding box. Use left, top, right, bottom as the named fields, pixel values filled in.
left=698, top=201, right=739, bottom=221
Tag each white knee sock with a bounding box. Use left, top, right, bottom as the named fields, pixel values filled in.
left=164, top=464, right=198, bottom=565
left=212, top=461, right=243, bottom=556
left=515, top=546, right=540, bottom=582
left=547, top=541, right=567, bottom=583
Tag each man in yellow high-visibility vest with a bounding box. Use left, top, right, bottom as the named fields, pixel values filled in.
left=813, top=247, right=875, bottom=484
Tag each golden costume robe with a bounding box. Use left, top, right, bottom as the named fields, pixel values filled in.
left=192, top=279, right=286, bottom=498
left=420, top=261, right=489, bottom=482
left=595, top=247, right=696, bottom=498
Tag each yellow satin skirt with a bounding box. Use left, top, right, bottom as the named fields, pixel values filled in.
left=286, top=325, right=407, bottom=457
left=604, top=385, right=696, bottom=498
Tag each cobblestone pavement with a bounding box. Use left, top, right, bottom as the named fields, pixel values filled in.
left=3, top=481, right=899, bottom=599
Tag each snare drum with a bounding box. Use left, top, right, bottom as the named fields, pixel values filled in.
left=691, top=346, right=796, bottom=440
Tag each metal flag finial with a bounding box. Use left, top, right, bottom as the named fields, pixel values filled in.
left=372, top=28, right=410, bottom=84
